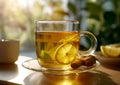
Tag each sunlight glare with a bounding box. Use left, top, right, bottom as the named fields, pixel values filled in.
left=91, top=0, right=96, bottom=2
left=58, top=80, right=72, bottom=85
left=17, top=0, right=33, bottom=8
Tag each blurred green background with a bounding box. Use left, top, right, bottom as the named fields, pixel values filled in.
left=0, top=0, right=120, bottom=51
left=68, top=0, right=120, bottom=50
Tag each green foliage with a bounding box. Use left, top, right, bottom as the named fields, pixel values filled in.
left=67, top=2, right=77, bottom=15
left=68, top=0, right=120, bottom=51
left=86, top=2, right=102, bottom=20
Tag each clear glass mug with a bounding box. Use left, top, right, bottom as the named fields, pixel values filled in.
left=35, top=20, right=97, bottom=74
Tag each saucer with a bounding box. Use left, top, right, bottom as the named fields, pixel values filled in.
left=22, top=59, right=42, bottom=72
left=22, top=59, right=100, bottom=75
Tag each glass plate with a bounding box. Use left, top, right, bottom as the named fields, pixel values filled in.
left=22, top=59, right=100, bottom=74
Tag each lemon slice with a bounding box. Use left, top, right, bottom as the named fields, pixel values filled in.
left=59, top=34, right=79, bottom=43
left=100, top=44, right=120, bottom=57
left=47, top=44, right=63, bottom=61
left=47, top=34, right=78, bottom=64
left=55, top=44, right=77, bottom=64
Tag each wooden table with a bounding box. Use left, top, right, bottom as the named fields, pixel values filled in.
left=0, top=56, right=120, bottom=85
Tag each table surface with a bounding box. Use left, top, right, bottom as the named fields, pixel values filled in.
left=0, top=52, right=120, bottom=85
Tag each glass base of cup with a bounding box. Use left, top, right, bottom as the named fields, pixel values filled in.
left=41, top=67, right=76, bottom=75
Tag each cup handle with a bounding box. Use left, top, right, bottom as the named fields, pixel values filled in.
left=79, top=31, right=97, bottom=56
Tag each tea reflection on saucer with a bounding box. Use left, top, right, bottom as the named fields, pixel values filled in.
left=24, top=72, right=100, bottom=85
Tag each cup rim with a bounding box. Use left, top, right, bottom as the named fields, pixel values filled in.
left=35, top=20, right=80, bottom=24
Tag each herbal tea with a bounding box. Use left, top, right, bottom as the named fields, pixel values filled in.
left=33, top=20, right=97, bottom=75
left=35, top=31, right=79, bottom=69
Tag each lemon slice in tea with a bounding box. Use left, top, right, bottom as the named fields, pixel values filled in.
left=55, top=43, right=77, bottom=64
left=48, top=34, right=78, bottom=64
left=59, top=34, right=79, bottom=43
left=47, top=43, right=68, bottom=61
left=100, top=44, right=120, bottom=57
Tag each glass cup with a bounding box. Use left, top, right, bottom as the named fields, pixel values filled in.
left=35, top=20, right=97, bottom=74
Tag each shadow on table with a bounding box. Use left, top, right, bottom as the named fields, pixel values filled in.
left=0, top=63, right=18, bottom=80
left=100, top=64, right=120, bottom=71
left=24, top=71, right=117, bottom=85
left=95, top=70, right=118, bottom=85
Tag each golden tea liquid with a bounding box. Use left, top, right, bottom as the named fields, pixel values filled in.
left=35, top=31, right=79, bottom=70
